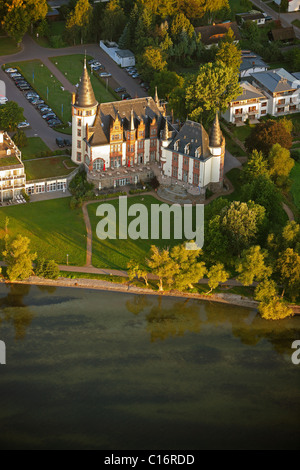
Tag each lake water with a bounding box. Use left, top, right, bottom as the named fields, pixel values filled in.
left=0, top=283, right=299, bottom=450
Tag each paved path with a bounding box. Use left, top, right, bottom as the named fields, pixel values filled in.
left=282, top=202, right=295, bottom=221
left=0, top=34, right=147, bottom=149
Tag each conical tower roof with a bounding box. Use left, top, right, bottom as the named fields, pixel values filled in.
left=209, top=112, right=222, bottom=147
left=75, top=57, right=98, bottom=108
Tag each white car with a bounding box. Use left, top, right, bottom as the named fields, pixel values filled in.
left=99, top=72, right=112, bottom=78
left=5, top=68, right=17, bottom=73
left=17, top=121, right=30, bottom=128
left=0, top=97, right=8, bottom=104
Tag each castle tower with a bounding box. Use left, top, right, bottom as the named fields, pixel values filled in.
left=209, top=112, right=225, bottom=187
left=71, top=57, right=98, bottom=164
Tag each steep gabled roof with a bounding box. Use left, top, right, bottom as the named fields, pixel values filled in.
left=167, top=120, right=211, bottom=160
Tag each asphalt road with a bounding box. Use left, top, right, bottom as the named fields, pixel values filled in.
left=0, top=34, right=147, bottom=149
left=250, top=0, right=300, bottom=38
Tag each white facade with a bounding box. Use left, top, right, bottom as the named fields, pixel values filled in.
left=0, top=131, right=26, bottom=202
left=100, top=41, right=135, bottom=68
left=274, top=0, right=300, bottom=11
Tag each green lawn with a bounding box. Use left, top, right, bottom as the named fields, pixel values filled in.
left=24, top=156, right=75, bottom=180
left=50, top=54, right=118, bottom=103
left=0, top=36, right=21, bottom=56
left=292, top=19, right=300, bottom=28
left=229, top=0, right=254, bottom=18
left=21, top=137, right=51, bottom=160
left=232, top=124, right=253, bottom=143
left=0, top=198, right=86, bottom=265
left=88, top=195, right=198, bottom=270
left=5, top=59, right=72, bottom=123
left=290, top=161, right=300, bottom=211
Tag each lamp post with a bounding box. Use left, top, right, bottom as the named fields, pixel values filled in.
left=67, top=254, right=69, bottom=265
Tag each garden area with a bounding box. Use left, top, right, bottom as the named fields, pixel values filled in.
left=50, top=54, right=119, bottom=103
left=31, top=21, right=68, bottom=48
left=0, top=34, right=21, bottom=56
left=0, top=198, right=86, bottom=266
left=24, top=156, right=76, bottom=180
left=4, top=59, right=72, bottom=123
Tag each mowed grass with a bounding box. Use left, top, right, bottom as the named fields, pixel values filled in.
left=21, top=137, right=51, bottom=160
left=88, top=195, right=199, bottom=270
left=50, top=54, right=118, bottom=103
left=0, top=198, right=86, bottom=265
left=5, top=59, right=72, bottom=123
left=290, top=161, right=300, bottom=211
left=0, top=36, right=21, bottom=55
left=24, top=156, right=76, bottom=180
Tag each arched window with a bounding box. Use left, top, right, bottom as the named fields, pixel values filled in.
left=93, top=159, right=104, bottom=170
left=85, top=154, right=90, bottom=166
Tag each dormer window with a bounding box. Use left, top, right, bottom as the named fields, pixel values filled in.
left=195, top=146, right=201, bottom=158
left=174, top=139, right=180, bottom=151
left=184, top=143, right=190, bottom=155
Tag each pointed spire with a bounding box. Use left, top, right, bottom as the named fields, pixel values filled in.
left=154, top=86, right=159, bottom=106
left=209, top=112, right=222, bottom=148
left=84, top=50, right=87, bottom=69
left=163, top=117, right=169, bottom=140
left=75, top=59, right=98, bottom=108
left=130, top=108, right=135, bottom=131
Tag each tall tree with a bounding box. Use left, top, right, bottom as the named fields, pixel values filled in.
left=221, top=201, right=265, bottom=255
left=170, top=242, right=206, bottom=291
left=216, top=39, right=242, bottom=73
left=138, top=46, right=167, bottom=82
left=185, top=62, right=241, bottom=124
left=3, top=235, right=36, bottom=281
left=1, top=0, right=30, bottom=44
left=243, top=149, right=269, bottom=181
left=276, top=248, right=300, bottom=299
left=207, top=263, right=229, bottom=293
left=66, top=0, right=92, bottom=43
left=245, top=120, right=292, bottom=155
left=0, top=101, right=24, bottom=132
left=268, top=143, right=294, bottom=188
left=147, top=245, right=179, bottom=291
left=236, top=245, right=272, bottom=286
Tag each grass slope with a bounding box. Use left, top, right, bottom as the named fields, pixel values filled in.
left=88, top=195, right=199, bottom=270
left=21, top=137, right=51, bottom=160
left=290, top=161, right=300, bottom=211
left=0, top=198, right=86, bottom=266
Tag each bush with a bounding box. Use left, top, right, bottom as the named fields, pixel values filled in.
left=21, top=189, right=30, bottom=202
left=12, top=129, right=27, bottom=148
left=35, top=258, right=60, bottom=279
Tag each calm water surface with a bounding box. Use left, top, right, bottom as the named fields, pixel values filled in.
left=0, top=283, right=299, bottom=450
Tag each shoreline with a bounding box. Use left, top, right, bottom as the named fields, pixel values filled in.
left=2, top=275, right=300, bottom=313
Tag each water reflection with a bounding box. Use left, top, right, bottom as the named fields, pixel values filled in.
left=125, top=294, right=298, bottom=355
left=0, top=284, right=34, bottom=340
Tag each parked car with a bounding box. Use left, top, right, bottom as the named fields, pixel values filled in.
left=25, top=91, right=39, bottom=98
left=5, top=68, right=17, bottom=73
left=88, top=59, right=96, bottom=65
left=10, top=73, right=22, bottom=78
left=115, top=87, right=126, bottom=93
left=48, top=119, right=61, bottom=127
left=17, top=121, right=30, bottom=128
left=31, top=99, right=44, bottom=105
left=38, top=106, right=52, bottom=113
left=91, top=61, right=101, bottom=68
left=121, top=93, right=131, bottom=100
left=64, top=138, right=71, bottom=146
left=19, top=85, right=31, bottom=91
left=99, top=72, right=112, bottom=78
left=0, top=97, right=8, bottom=104
left=42, top=113, right=56, bottom=119
left=132, top=73, right=139, bottom=79
left=56, top=138, right=65, bottom=148
left=45, top=115, right=57, bottom=122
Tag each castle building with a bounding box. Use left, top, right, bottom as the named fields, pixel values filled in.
left=72, top=60, right=225, bottom=192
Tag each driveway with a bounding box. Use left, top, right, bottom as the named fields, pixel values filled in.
left=0, top=35, right=148, bottom=149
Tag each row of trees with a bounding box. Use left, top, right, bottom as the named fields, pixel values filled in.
left=127, top=214, right=300, bottom=321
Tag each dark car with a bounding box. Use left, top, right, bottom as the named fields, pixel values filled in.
left=44, top=114, right=56, bottom=120
left=64, top=139, right=71, bottom=146
left=48, top=119, right=62, bottom=127
left=115, top=87, right=126, bottom=93
left=56, top=138, right=65, bottom=148
left=121, top=93, right=131, bottom=100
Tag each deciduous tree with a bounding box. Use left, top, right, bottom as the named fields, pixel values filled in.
left=207, top=263, right=229, bottom=293
left=268, top=143, right=294, bottom=187
left=245, top=120, right=292, bottom=155
left=3, top=235, right=36, bottom=281
left=236, top=245, right=272, bottom=286
left=0, top=101, right=24, bottom=132
left=147, top=245, right=179, bottom=291
left=170, top=242, right=206, bottom=291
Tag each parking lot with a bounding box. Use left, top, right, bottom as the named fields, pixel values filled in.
left=0, top=34, right=148, bottom=149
